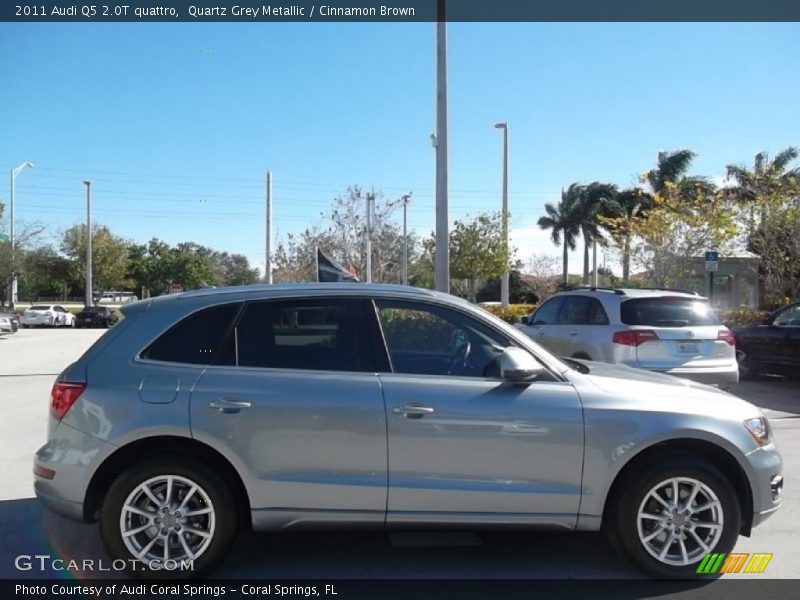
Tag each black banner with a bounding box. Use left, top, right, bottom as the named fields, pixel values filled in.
left=4, top=579, right=799, bottom=600
left=3, top=0, right=800, bottom=23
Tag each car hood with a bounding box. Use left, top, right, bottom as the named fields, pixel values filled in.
left=572, top=360, right=760, bottom=421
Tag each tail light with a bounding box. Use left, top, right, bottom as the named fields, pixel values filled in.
left=50, top=382, right=86, bottom=421
left=717, top=330, right=736, bottom=346
left=612, top=330, right=660, bottom=347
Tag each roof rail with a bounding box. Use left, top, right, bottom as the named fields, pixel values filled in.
left=641, top=287, right=702, bottom=296
left=565, top=285, right=626, bottom=295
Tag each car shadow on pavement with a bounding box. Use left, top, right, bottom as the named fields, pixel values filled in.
left=2, top=497, right=644, bottom=580
left=736, top=377, right=800, bottom=417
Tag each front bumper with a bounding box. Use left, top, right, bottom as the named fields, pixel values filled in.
left=745, top=444, right=783, bottom=531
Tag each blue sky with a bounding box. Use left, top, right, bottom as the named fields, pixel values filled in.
left=1, top=22, right=799, bottom=277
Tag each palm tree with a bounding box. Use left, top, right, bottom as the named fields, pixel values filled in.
left=602, top=187, right=653, bottom=282
left=574, top=182, right=618, bottom=284
left=538, top=184, right=582, bottom=285
left=645, top=149, right=714, bottom=209
left=725, top=147, right=799, bottom=203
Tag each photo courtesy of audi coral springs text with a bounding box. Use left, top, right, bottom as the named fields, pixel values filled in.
left=34, top=284, right=783, bottom=578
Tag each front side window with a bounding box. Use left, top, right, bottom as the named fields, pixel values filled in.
left=230, top=298, right=372, bottom=372
left=141, top=303, right=240, bottom=365
left=375, top=300, right=511, bottom=378
left=774, top=305, right=800, bottom=326
left=532, top=297, right=564, bottom=325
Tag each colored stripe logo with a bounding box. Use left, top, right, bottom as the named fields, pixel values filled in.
left=696, top=552, right=772, bottom=574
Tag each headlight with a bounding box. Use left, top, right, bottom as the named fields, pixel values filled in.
left=744, top=417, right=772, bottom=446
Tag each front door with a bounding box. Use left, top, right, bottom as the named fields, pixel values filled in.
left=373, top=299, right=584, bottom=527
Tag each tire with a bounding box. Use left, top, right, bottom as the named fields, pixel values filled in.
left=737, top=349, right=760, bottom=380
left=100, top=456, right=238, bottom=579
left=612, top=457, right=740, bottom=578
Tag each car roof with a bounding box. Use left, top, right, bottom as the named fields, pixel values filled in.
left=555, top=287, right=704, bottom=300
left=121, top=283, right=464, bottom=316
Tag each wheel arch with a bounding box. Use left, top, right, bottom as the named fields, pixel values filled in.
left=84, top=435, right=252, bottom=529
left=602, top=438, right=754, bottom=537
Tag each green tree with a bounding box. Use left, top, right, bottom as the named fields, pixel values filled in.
left=19, top=245, right=75, bottom=300
left=725, top=148, right=800, bottom=305
left=599, top=187, right=653, bottom=282
left=449, top=212, right=511, bottom=301
left=574, top=182, right=618, bottom=284
left=635, top=150, right=731, bottom=287
left=61, top=224, right=131, bottom=296
left=537, top=184, right=582, bottom=284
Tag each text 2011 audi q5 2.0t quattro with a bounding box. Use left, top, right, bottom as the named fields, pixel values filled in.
left=34, top=284, right=783, bottom=578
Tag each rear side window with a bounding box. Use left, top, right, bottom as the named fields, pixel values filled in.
left=621, top=298, right=719, bottom=327
left=229, top=298, right=373, bottom=372
left=142, top=303, right=240, bottom=364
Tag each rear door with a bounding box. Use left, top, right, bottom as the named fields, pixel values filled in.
left=620, top=297, right=733, bottom=369
left=188, top=298, right=388, bottom=522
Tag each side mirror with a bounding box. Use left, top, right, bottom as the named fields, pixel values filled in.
left=519, top=315, right=530, bottom=325
left=500, top=347, right=543, bottom=382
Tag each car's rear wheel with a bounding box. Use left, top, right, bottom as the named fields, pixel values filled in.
left=613, top=458, right=740, bottom=578
left=100, top=457, right=238, bottom=579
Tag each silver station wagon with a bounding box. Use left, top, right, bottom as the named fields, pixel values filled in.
left=34, top=284, right=782, bottom=578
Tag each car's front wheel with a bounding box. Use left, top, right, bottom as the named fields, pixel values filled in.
left=100, top=457, right=238, bottom=579
left=613, top=457, right=741, bottom=578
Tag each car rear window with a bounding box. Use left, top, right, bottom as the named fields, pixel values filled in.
left=620, top=298, right=719, bottom=327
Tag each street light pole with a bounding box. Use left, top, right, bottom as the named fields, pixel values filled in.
left=434, top=0, right=449, bottom=293
left=9, top=161, right=34, bottom=309
left=83, top=181, right=93, bottom=307
left=494, top=122, right=509, bottom=308
left=401, top=194, right=410, bottom=286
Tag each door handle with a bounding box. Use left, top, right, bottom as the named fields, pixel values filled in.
left=569, top=331, right=580, bottom=336
left=393, top=403, right=435, bottom=419
left=537, top=328, right=546, bottom=335
left=209, top=397, right=252, bottom=413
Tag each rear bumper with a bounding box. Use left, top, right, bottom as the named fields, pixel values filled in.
left=651, top=364, right=739, bottom=388
left=34, top=419, right=117, bottom=523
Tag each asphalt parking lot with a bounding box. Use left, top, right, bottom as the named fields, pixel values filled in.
left=0, top=328, right=798, bottom=580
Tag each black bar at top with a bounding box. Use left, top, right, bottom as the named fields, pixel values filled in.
left=3, top=0, right=800, bottom=23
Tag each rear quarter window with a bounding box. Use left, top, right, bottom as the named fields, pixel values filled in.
left=621, top=298, right=719, bottom=327
left=141, top=303, right=241, bottom=364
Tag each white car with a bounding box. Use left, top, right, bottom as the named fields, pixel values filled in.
left=20, top=305, right=75, bottom=328
left=517, top=287, right=738, bottom=390
left=0, top=311, right=20, bottom=335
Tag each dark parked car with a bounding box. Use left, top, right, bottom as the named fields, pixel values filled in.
left=75, top=306, right=119, bottom=328
left=734, top=302, right=800, bottom=378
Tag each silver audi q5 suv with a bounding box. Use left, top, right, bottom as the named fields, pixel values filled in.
left=34, top=284, right=783, bottom=578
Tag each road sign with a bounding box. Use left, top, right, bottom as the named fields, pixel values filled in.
left=168, top=283, right=183, bottom=294
left=705, top=250, right=719, bottom=272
